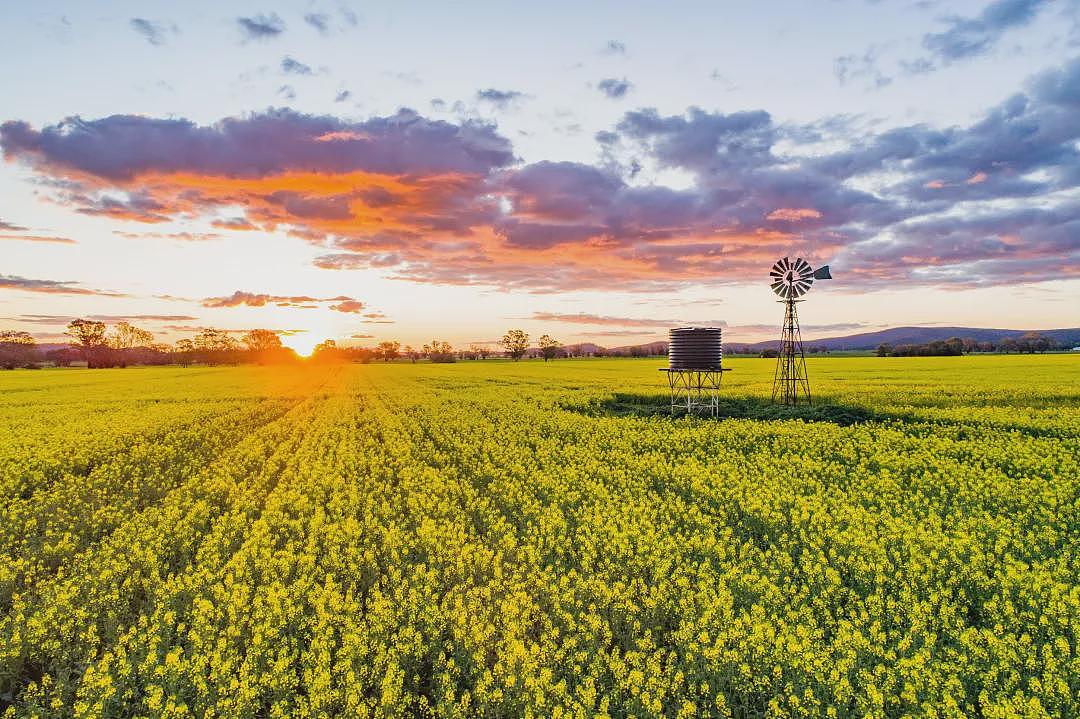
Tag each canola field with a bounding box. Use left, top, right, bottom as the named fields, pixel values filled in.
left=0, top=355, right=1077, bottom=718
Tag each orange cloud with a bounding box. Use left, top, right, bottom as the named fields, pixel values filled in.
left=329, top=299, right=364, bottom=313
left=202, top=291, right=364, bottom=310
left=0, top=274, right=126, bottom=296
left=765, top=207, right=822, bottom=222
left=0, top=234, right=76, bottom=244
left=9, top=102, right=1069, bottom=290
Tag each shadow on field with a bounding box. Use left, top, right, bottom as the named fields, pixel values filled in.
left=568, top=392, right=878, bottom=426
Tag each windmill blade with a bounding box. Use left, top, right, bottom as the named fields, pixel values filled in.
left=794, top=258, right=815, bottom=281
left=812, top=265, right=832, bottom=280
left=770, top=256, right=821, bottom=298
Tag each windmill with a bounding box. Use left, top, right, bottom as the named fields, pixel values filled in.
left=769, top=257, right=832, bottom=405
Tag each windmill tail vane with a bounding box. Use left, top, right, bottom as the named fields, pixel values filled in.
left=769, top=257, right=832, bottom=406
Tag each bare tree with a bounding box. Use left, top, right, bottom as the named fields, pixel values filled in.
left=501, top=329, right=529, bottom=361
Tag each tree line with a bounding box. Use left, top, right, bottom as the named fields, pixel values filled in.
left=3, top=320, right=1068, bottom=370
left=876, top=332, right=1062, bottom=357
left=0, top=321, right=579, bottom=369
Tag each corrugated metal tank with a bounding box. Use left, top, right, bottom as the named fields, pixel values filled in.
left=667, top=327, right=723, bottom=370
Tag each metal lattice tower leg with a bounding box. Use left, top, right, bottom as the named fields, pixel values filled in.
left=665, top=369, right=724, bottom=417
left=772, top=298, right=811, bottom=405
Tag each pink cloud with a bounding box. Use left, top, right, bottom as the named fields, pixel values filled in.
left=765, top=207, right=822, bottom=222
left=5, top=58, right=1080, bottom=294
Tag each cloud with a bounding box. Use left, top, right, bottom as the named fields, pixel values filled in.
left=360, top=311, right=394, bottom=324
left=304, top=12, right=330, bottom=34
left=304, top=7, right=358, bottom=34
left=765, top=208, right=822, bottom=222
left=597, top=78, right=633, bottom=99
left=211, top=217, right=257, bottom=231
left=236, top=13, right=285, bottom=41
left=476, top=88, right=526, bottom=109
left=112, top=230, right=220, bottom=241
left=335, top=90, right=351, bottom=103
left=918, top=0, right=1051, bottom=66
left=0, top=234, right=76, bottom=244
left=603, top=40, right=627, bottom=55
left=587, top=330, right=660, bottom=337
left=0, top=219, right=28, bottom=231
left=833, top=48, right=892, bottom=89
left=70, top=191, right=170, bottom=223
left=0, top=274, right=126, bottom=296
left=10, top=314, right=199, bottom=325
left=202, top=291, right=366, bottom=311
left=0, top=108, right=513, bottom=180
left=530, top=312, right=675, bottom=327
left=329, top=299, right=364, bottom=313
left=130, top=18, right=176, bottom=46
left=4, top=59, right=1080, bottom=292
left=281, top=56, right=314, bottom=75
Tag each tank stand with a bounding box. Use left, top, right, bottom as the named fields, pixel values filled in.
left=659, top=368, right=731, bottom=417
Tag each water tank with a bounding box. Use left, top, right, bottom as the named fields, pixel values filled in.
left=667, top=327, right=722, bottom=370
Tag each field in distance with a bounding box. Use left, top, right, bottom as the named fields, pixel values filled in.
left=1, top=355, right=1077, bottom=718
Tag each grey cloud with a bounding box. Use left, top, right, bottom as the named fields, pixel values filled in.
left=597, top=78, right=633, bottom=99
left=130, top=18, right=176, bottom=46
left=281, top=56, right=313, bottom=75
left=237, top=13, right=285, bottom=41
left=1, top=108, right=517, bottom=180
left=834, top=49, right=892, bottom=89
left=0, top=274, right=126, bottom=296
left=476, top=88, right=526, bottom=109
left=919, top=0, right=1051, bottom=65
left=304, top=13, right=330, bottom=34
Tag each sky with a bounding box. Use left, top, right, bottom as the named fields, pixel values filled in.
left=1, top=0, right=1078, bottom=354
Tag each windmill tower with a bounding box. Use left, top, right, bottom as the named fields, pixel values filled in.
left=769, top=257, right=832, bottom=405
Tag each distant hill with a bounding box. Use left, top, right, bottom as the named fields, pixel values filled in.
left=35, top=343, right=72, bottom=353
left=572, top=326, right=1080, bottom=355
left=728, top=326, right=1080, bottom=351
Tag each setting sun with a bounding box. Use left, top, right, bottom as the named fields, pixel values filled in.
left=281, top=332, right=320, bottom=357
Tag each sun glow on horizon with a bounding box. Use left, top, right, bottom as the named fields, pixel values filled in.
left=281, top=332, right=320, bottom=357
